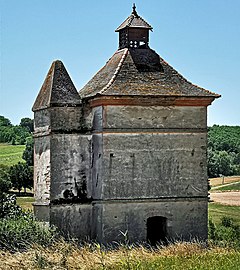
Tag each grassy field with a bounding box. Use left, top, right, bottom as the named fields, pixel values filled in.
left=16, top=196, right=34, bottom=211
left=0, top=143, right=25, bottom=166
left=212, top=182, right=240, bottom=192
left=208, top=203, right=240, bottom=225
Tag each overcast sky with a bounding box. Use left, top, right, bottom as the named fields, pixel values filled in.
left=1, top=0, right=239, bottom=126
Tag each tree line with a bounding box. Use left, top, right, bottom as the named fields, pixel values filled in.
left=0, top=115, right=33, bottom=195
left=208, top=125, right=240, bottom=178
left=0, top=115, right=33, bottom=145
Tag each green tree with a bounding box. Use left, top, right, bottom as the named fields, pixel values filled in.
left=8, top=162, right=33, bottom=194
left=208, top=150, right=234, bottom=178
left=22, top=136, right=34, bottom=166
left=0, top=115, right=32, bottom=144
left=0, top=166, right=11, bottom=195
left=0, top=116, right=12, bottom=127
left=208, top=125, right=240, bottom=177
left=20, top=118, right=34, bottom=133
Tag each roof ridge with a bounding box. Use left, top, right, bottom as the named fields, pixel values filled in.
left=127, top=14, right=134, bottom=27
left=115, top=11, right=152, bottom=32
left=48, top=61, right=55, bottom=107
left=159, top=57, right=220, bottom=97
left=99, top=48, right=129, bottom=95
left=137, top=14, right=152, bottom=29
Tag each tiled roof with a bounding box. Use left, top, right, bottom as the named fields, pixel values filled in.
left=32, top=60, right=81, bottom=111
left=79, top=48, right=220, bottom=99
left=115, top=8, right=152, bottom=32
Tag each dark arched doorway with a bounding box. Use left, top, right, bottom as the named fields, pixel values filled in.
left=147, top=216, right=167, bottom=245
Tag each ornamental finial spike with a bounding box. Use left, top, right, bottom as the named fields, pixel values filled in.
left=132, top=3, right=137, bottom=15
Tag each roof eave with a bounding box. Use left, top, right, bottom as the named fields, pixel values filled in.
left=115, top=25, right=153, bottom=32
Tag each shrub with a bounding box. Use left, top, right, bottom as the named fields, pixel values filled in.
left=0, top=214, right=58, bottom=251
left=0, top=193, right=59, bottom=252
left=0, top=194, right=22, bottom=219
left=208, top=217, right=240, bottom=248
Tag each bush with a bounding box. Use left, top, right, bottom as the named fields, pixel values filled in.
left=208, top=217, right=240, bottom=248
left=0, top=193, right=59, bottom=252
left=0, top=194, right=22, bottom=219
left=0, top=214, right=58, bottom=251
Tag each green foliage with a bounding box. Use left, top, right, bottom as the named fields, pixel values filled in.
left=0, top=194, right=22, bottom=219
left=8, top=162, right=33, bottom=193
left=0, top=176, right=11, bottom=195
left=208, top=125, right=240, bottom=177
left=0, top=115, right=32, bottom=145
left=0, top=164, right=11, bottom=189
left=0, top=214, right=58, bottom=252
left=208, top=217, right=240, bottom=248
left=0, top=192, right=58, bottom=252
left=22, top=136, right=34, bottom=166
left=208, top=125, right=240, bottom=153
left=20, top=117, right=34, bottom=133
left=208, top=150, right=235, bottom=178
left=208, top=203, right=240, bottom=226
left=0, top=116, right=12, bottom=127
left=136, top=252, right=240, bottom=270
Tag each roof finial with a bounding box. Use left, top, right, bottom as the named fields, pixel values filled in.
left=132, top=3, right=137, bottom=16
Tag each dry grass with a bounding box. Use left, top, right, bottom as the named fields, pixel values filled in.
left=0, top=241, right=239, bottom=270
left=210, top=176, right=240, bottom=187
left=16, top=197, right=34, bottom=211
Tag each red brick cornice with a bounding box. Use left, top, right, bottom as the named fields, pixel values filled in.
left=88, top=96, right=215, bottom=107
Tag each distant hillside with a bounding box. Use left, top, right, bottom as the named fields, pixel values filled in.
left=208, top=125, right=240, bottom=177
left=208, top=125, right=240, bottom=153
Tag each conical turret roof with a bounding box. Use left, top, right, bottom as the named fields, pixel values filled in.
left=32, top=60, right=81, bottom=111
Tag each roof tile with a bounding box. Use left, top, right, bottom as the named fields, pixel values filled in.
left=79, top=48, right=220, bottom=99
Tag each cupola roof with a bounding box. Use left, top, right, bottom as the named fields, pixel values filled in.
left=115, top=4, right=152, bottom=32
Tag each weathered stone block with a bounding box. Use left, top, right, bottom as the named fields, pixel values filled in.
left=50, top=134, right=92, bottom=202
left=103, top=106, right=207, bottom=130
left=93, top=199, right=208, bottom=244
left=50, top=107, right=83, bottom=131
left=50, top=204, right=92, bottom=240
left=95, top=132, right=207, bottom=199
left=34, top=136, right=51, bottom=204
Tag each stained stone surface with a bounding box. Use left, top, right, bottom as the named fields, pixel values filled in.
left=32, top=7, right=219, bottom=243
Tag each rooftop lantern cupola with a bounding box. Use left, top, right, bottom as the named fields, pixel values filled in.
left=115, top=4, right=153, bottom=49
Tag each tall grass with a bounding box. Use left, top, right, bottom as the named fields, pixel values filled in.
left=0, top=241, right=239, bottom=270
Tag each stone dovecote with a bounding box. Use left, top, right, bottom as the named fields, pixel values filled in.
left=33, top=5, right=220, bottom=244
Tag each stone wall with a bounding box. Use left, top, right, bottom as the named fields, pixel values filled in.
left=50, top=134, right=92, bottom=202
left=92, top=199, right=208, bottom=243
left=91, top=105, right=208, bottom=199
left=50, top=204, right=92, bottom=239
left=33, top=102, right=209, bottom=243
left=90, top=104, right=208, bottom=243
